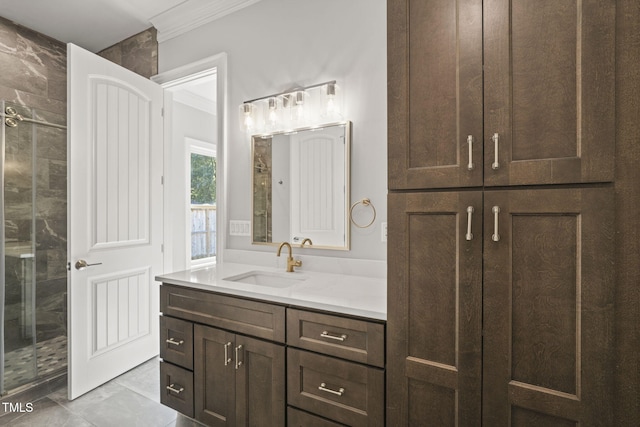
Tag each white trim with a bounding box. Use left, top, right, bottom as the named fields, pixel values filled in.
left=150, top=0, right=263, bottom=43
left=153, top=53, right=228, bottom=270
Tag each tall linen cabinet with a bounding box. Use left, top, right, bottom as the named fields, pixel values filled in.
left=386, top=0, right=640, bottom=425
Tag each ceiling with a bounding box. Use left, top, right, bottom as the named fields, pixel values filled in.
left=0, top=0, right=260, bottom=52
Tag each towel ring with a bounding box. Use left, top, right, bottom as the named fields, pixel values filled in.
left=350, top=198, right=376, bottom=228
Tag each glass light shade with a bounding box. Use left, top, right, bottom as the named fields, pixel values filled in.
left=291, top=90, right=308, bottom=125
left=265, top=97, right=280, bottom=130
left=321, top=83, right=342, bottom=120
left=238, top=103, right=256, bottom=133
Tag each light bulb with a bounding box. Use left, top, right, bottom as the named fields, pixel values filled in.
left=267, top=97, right=278, bottom=127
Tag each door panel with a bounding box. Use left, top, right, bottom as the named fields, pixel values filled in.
left=68, top=43, right=163, bottom=399
left=194, top=325, right=236, bottom=427
left=388, top=0, right=483, bottom=189
left=483, top=188, right=614, bottom=425
left=387, top=191, right=483, bottom=425
left=484, top=0, right=615, bottom=186
left=235, top=335, right=285, bottom=426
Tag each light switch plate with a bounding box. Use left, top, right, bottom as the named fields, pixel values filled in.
left=229, top=220, right=251, bottom=236
left=381, top=222, right=388, bottom=242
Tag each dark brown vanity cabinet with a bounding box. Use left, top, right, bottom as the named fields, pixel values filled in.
left=388, top=0, right=615, bottom=190
left=286, top=309, right=385, bottom=426
left=160, top=284, right=286, bottom=426
left=387, top=188, right=615, bottom=425
left=194, top=325, right=285, bottom=426
left=160, top=284, right=387, bottom=427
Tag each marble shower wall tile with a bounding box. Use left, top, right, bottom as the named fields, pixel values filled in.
left=98, top=27, right=158, bottom=78
left=0, top=16, right=66, bottom=114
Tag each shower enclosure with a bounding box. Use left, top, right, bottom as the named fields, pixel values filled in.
left=1, top=101, right=67, bottom=395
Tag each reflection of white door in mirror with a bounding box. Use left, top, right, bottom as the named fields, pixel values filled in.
left=290, top=125, right=346, bottom=248
left=252, top=122, right=350, bottom=250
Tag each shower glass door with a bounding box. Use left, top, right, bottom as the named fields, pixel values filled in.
left=1, top=100, right=68, bottom=394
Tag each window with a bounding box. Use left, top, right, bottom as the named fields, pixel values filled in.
left=190, top=142, right=216, bottom=265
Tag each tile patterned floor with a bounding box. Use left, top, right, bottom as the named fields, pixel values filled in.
left=4, top=335, right=67, bottom=391
left=0, top=357, right=202, bottom=426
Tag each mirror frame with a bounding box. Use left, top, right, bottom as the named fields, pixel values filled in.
left=251, top=121, right=351, bottom=250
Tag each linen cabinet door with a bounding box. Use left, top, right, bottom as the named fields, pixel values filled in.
left=388, top=0, right=483, bottom=190
left=235, top=335, right=285, bottom=427
left=483, top=188, right=614, bottom=426
left=387, top=191, right=483, bottom=426
left=194, top=325, right=236, bottom=427
left=483, top=0, right=615, bottom=186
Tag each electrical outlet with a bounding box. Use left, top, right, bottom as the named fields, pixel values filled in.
left=229, top=220, right=251, bottom=236
left=381, top=222, right=388, bottom=243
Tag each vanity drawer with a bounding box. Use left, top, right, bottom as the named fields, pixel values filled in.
left=160, top=316, right=193, bottom=369
left=287, top=349, right=384, bottom=427
left=160, top=284, right=286, bottom=343
left=287, top=309, right=385, bottom=367
left=288, top=407, right=347, bottom=426
left=160, top=361, right=194, bottom=418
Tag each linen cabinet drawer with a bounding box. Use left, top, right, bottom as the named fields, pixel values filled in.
left=287, top=348, right=384, bottom=427
left=160, top=284, right=286, bottom=342
left=287, top=309, right=385, bottom=367
left=288, top=407, right=347, bottom=426
left=160, top=316, right=193, bottom=369
left=160, top=361, right=194, bottom=418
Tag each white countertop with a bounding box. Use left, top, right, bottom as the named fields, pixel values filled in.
left=156, top=262, right=386, bottom=321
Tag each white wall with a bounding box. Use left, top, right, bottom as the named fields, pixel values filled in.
left=158, top=0, right=387, bottom=261
left=167, top=101, right=216, bottom=271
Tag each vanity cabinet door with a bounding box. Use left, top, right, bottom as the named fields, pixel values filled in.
left=388, top=0, right=484, bottom=190
left=483, top=0, right=615, bottom=187
left=387, top=191, right=483, bottom=426
left=483, top=188, right=614, bottom=425
left=194, top=324, right=285, bottom=427
left=235, top=335, right=285, bottom=426
left=194, top=325, right=236, bottom=427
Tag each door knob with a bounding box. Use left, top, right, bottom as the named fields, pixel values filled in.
left=75, top=259, right=103, bottom=270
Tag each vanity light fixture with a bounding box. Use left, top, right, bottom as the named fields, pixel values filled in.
left=239, top=80, right=342, bottom=134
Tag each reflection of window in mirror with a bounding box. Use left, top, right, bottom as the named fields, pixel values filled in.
left=189, top=139, right=217, bottom=266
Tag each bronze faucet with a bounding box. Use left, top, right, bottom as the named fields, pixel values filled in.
left=277, top=242, right=302, bottom=272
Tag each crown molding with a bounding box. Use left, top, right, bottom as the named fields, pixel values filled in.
left=150, top=0, right=262, bottom=43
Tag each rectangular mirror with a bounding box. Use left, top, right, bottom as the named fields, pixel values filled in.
left=252, top=121, right=351, bottom=250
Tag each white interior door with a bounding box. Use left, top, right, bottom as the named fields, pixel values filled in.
left=290, top=126, right=346, bottom=247
left=67, top=43, right=164, bottom=399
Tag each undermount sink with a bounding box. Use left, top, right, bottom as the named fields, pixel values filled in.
left=223, top=270, right=307, bottom=288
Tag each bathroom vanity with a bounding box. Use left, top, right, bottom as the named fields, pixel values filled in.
left=156, top=263, right=386, bottom=426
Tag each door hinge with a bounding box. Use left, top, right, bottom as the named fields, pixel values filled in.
left=161, top=176, right=164, bottom=185
left=161, top=244, right=164, bottom=253
left=161, top=107, right=164, bottom=117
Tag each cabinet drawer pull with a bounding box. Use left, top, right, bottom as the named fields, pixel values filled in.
left=466, top=206, right=474, bottom=241
left=467, top=135, right=474, bottom=171
left=320, top=331, right=347, bottom=341
left=224, top=342, right=232, bottom=366
left=492, top=133, right=500, bottom=170
left=165, top=338, right=184, bottom=346
left=492, top=206, right=501, bottom=242
left=166, top=383, right=184, bottom=394
left=235, top=345, right=243, bottom=369
left=318, top=383, right=345, bottom=397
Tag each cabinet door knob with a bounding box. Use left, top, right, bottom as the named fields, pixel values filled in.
left=467, top=135, right=475, bottom=171
left=165, top=338, right=184, bottom=346
left=492, top=133, right=500, bottom=170
left=466, top=206, right=475, bottom=241
left=492, top=206, right=501, bottom=242
left=318, top=382, right=345, bottom=397
left=320, top=331, right=347, bottom=342
left=166, top=383, right=184, bottom=394
left=235, top=345, right=243, bottom=369
left=224, top=342, right=232, bottom=366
